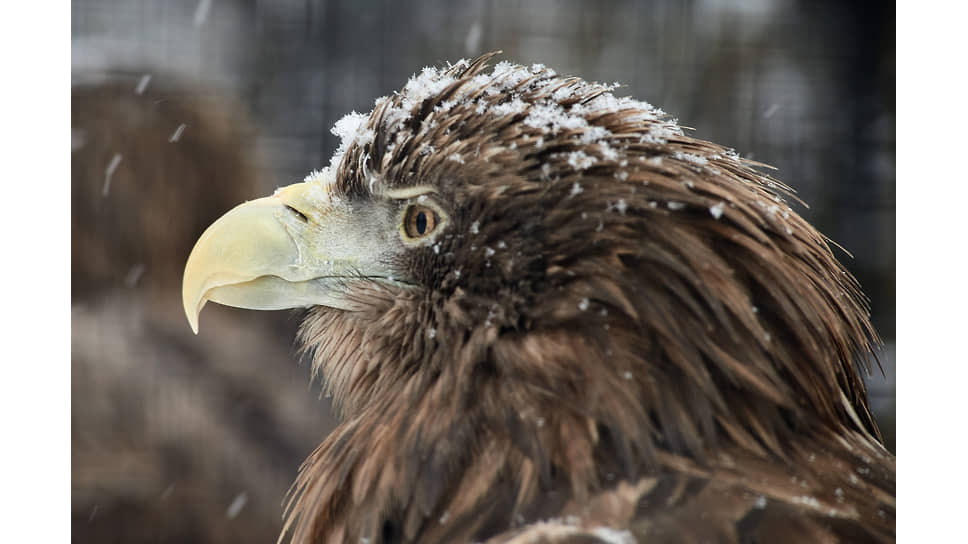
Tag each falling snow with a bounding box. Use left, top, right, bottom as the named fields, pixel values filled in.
left=169, top=123, right=187, bottom=143
left=134, top=74, right=151, bottom=95
left=578, top=298, right=590, bottom=311
left=193, top=0, right=212, bottom=26
left=464, top=21, right=482, bottom=54
left=226, top=492, right=248, bottom=519
left=72, top=128, right=86, bottom=152
left=102, top=152, right=122, bottom=197
left=124, top=264, right=145, bottom=287
left=160, top=484, right=175, bottom=500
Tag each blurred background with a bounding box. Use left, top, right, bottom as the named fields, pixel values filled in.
left=71, top=0, right=895, bottom=541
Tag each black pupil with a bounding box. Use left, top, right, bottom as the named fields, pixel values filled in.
left=415, top=211, right=427, bottom=234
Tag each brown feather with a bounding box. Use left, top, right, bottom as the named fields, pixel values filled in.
left=277, top=53, right=893, bottom=542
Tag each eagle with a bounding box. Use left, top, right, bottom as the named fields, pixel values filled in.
left=183, top=53, right=895, bottom=543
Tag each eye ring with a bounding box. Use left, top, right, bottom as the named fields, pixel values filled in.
left=402, top=204, right=439, bottom=239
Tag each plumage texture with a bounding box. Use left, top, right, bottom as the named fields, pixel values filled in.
left=278, top=54, right=893, bottom=542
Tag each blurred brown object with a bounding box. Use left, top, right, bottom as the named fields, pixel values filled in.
left=72, top=77, right=260, bottom=299
left=72, top=76, right=336, bottom=543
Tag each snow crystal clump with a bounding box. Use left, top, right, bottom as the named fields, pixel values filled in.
left=552, top=86, right=575, bottom=102
left=491, top=98, right=529, bottom=117
left=524, top=102, right=592, bottom=135
left=675, top=151, right=709, bottom=166
left=709, top=202, right=725, bottom=219
left=578, top=298, right=590, bottom=311
left=567, top=151, right=596, bottom=170
left=328, top=111, right=374, bottom=169
left=591, top=528, right=636, bottom=544
left=793, top=496, right=821, bottom=509
left=568, top=183, right=584, bottom=198
left=598, top=142, right=619, bottom=160
left=303, top=167, right=332, bottom=184
left=490, top=60, right=535, bottom=91
left=434, top=99, right=457, bottom=114
left=579, top=126, right=611, bottom=145
left=402, top=66, right=456, bottom=104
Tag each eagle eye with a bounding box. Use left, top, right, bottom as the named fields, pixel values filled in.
left=402, top=204, right=439, bottom=239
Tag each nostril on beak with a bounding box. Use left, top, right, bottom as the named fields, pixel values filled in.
left=285, top=205, right=309, bottom=222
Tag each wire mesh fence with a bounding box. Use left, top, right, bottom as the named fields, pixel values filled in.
left=72, top=1, right=895, bottom=541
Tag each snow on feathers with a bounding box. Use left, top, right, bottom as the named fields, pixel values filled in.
left=244, top=54, right=894, bottom=543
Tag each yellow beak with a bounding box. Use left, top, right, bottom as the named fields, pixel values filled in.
left=182, top=180, right=394, bottom=333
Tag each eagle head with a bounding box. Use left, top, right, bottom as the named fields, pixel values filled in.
left=183, top=53, right=892, bottom=543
